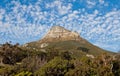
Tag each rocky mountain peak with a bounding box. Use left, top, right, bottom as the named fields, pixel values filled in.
left=40, top=25, right=81, bottom=42
left=50, top=25, right=67, bottom=31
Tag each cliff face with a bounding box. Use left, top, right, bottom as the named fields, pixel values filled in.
left=40, top=26, right=81, bottom=42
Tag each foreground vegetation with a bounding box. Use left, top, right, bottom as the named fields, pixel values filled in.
left=0, top=42, right=120, bottom=76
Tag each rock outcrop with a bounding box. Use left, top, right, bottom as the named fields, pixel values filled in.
left=40, top=26, right=82, bottom=42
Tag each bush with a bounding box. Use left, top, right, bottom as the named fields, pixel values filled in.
left=77, top=47, right=89, bottom=53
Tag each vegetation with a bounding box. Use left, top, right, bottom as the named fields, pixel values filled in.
left=0, top=42, right=119, bottom=76
left=77, top=47, right=89, bottom=53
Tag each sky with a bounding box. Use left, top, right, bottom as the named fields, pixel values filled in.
left=0, top=0, right=120, bottom=52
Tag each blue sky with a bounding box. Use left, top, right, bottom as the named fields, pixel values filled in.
left=0, top=0, right=120, bottom=52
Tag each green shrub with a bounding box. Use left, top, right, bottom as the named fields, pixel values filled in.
left=35, top=57, right=74, bottom=76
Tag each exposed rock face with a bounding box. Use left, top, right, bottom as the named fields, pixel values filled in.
left=86, top=54, right=95, bottom=58
left=40, top=26, right=82, bottom=42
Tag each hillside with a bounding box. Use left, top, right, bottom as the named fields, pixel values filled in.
left=26, top=25, right=113, bottom=56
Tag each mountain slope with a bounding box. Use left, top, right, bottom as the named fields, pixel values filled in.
left=25, top=25, right=114, bottom=56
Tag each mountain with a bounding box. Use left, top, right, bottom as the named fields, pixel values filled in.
left=25, top=25, right=114, bottom=57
